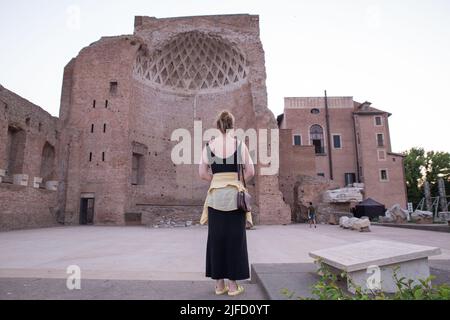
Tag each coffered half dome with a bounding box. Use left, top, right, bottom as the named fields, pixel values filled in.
left=133, top=31, right=249, bottom=93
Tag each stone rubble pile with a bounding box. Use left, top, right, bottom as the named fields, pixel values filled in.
left=437, top=212, right=450, bottom=223
left=410, top=210, right=433, bottom=224
left=379, top=204, right=410, bottom=223
left=150, top=217, right=194, bottom=228
left=339, top=216, right=371, bottom=232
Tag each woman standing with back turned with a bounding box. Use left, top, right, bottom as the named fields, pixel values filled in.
left=198, top=110, right=255, bottom=297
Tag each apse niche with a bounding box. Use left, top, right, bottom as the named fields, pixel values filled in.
left=133, top=31, right=250, bottom=93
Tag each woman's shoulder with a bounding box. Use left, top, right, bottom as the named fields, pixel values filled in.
left=206, top=137, right=216, bottom=147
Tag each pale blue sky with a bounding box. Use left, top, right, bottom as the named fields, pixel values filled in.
left=1, top=0, right=449, bottom=152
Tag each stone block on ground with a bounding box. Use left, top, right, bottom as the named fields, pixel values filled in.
left=339, top=216, right=349, bottom=228
left=309, top=240, right=441, bottom=294
left=322, top=187, right=363, bottom=203
left=411, top=210, right=433, bottom=224
left=379, top=215, right=394, bottom=223
left=437, top=212, right=450, bottom=223
left=351, top=218, right=371, bottom=232
left=339, top=216, right=371, bottom=232
left=384, top=204, right=409, bottom=223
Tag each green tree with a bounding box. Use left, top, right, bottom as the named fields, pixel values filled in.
left=403, top=148, right=450, bottom=208
left=424, top=151, right=450, bottom=196
left=403, top=148, right=426, bottom=207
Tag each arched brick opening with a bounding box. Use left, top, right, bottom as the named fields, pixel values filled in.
left=40, top=141, right=56, bottom=183
left=6, top=125, right=26, bottom=177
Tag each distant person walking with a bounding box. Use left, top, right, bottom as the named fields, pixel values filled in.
left=308, top=202, right=317, bottom=228
left=198, top=110, right=254, bottom=297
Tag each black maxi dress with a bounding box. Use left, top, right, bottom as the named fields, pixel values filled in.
left=205, top=142, right=250, bottom=280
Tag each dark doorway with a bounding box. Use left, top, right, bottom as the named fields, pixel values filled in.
left=345, top=173, right=356, bottom=186
left=310, top=124, right=324, bottom=154
left=80, top=198, right=95, bottom=225
left=312, top=139, right=324, bottom=154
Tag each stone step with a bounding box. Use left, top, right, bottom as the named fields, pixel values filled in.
left=251, top=263, right=318, bottom=300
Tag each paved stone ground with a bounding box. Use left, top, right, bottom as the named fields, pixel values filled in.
left=0, top=224, right=449, bottom=299
left=0, top=278, right=265, bottom=300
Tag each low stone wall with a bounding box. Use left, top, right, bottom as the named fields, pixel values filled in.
left=136, top=205, right=204, bottom=227
left=0, top=183, right=59, bottom=231
left=317, top=203, right=353, bottom=224
left=283, top=174, right=340, bottom=223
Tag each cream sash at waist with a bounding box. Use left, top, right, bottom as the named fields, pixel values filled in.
left=200, top=172, right=253, bottom=226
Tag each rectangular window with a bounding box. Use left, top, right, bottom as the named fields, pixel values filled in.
left=333, top=135, right=342, bottom=149
left=105, top=100, right=108, bottom=108
left=103, top=123, right=106, bottom=133
left=102, top=152, right=105, bottom=162
left=110, top=81, right=118, bottom=95
left=317, top=173, right=325, bottom=177
left=89, top=152, right=92, bottom=162
left=293, top=135, right=302, bottom=146
left=91, top=124, right=94, bottom=133
left=375, top=116, right=382, bottom=126
left=380, top=169, right=388, bottom=181
left=132, top=153, right=144, bottom=185
left=377, top=133, right=384, bottom=147
left=93, top=100, right=96, bottom=108
left=344, top=173, right=356, bottom=186
left=378, top=150, right=386, bottom=161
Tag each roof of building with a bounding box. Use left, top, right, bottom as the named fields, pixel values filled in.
left=357, top=197, right=385, bottom=207
left=387, top=151, right=406, bottom=157
left=353, top=101, right=392, bottom=116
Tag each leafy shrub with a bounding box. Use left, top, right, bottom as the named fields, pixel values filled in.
left=281, top=260, right=450, bottom=300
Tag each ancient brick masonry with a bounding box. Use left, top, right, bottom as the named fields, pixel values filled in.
left=25, top=14, right=288, bottom=229
left=0, top=85, right=59, bottom=230
left=278, top=97, right=408, bottom=221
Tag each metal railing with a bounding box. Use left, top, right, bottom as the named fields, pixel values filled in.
left=415, top=196, right=450, bottom=222
left=314, top=146, right=326, bottom=155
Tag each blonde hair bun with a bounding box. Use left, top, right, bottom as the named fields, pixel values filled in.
left=216, top=110, right=235, bottom=134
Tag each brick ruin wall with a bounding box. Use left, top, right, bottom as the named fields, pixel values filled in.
left=0, top=85, right=60, bottom=231
left=278, top=128, right=345, bottom=222
left=56, top=15, right=291, bottom=227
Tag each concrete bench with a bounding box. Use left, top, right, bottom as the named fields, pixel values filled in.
left=309, top=240, right=441, bottom=293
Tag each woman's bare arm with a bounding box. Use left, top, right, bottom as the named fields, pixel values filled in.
left=199, top=144, right=212, bottom=182
left=240, top=141, right=255, bottom=181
